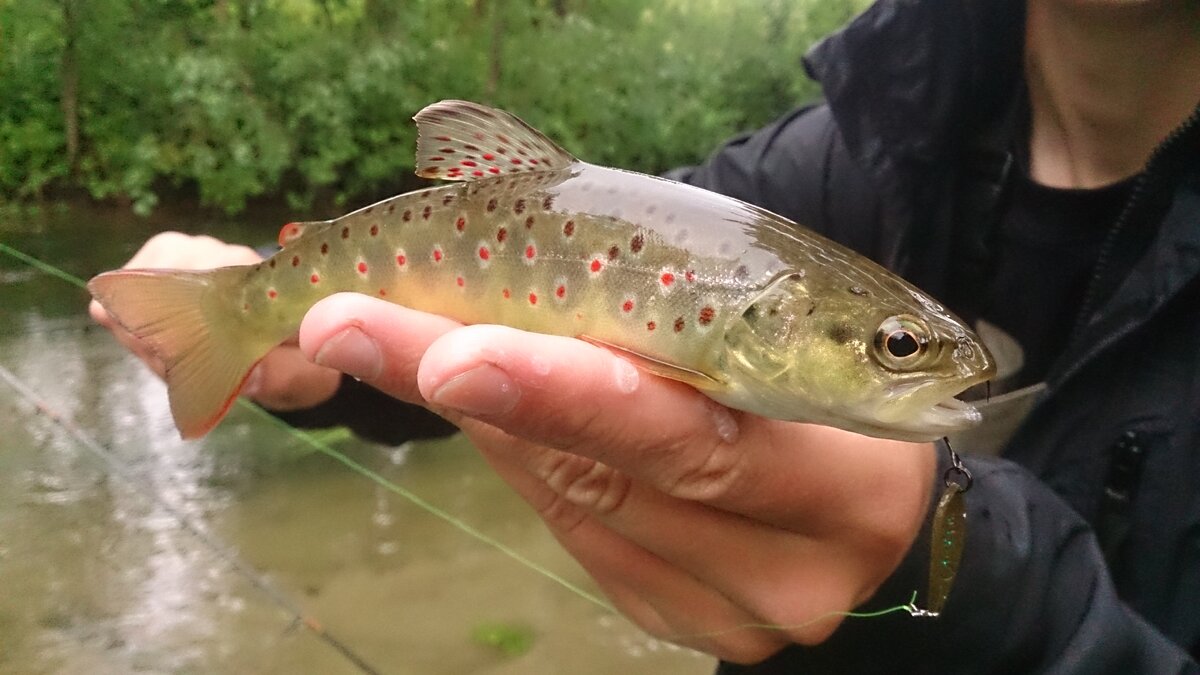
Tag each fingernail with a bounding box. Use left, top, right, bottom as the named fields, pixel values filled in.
left=313, top=327, right=382, bottom=380
left=429, top=364, right=520, bottom=416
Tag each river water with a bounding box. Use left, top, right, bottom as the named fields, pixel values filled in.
left=0, top=201, right=710, bottom=674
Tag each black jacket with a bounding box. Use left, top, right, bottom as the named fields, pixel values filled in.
left=667, top=1, right=1200, bottom=673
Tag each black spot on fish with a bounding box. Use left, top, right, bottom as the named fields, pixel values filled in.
left=608, top=245, right=620, bottom=260
left=341, top=226, right=350, bottom=239
left=630, top=233, right=644, bottom=253
left=828, top=323, right=855, bottom=345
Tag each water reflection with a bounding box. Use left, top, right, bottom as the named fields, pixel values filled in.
left=0, top=205, right=711, bottom=674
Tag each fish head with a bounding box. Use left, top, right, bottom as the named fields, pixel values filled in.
left=718, top=272, right=996, bottom=441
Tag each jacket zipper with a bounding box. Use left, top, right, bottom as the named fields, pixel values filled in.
left=1056, top=101, right=1200, bottom=385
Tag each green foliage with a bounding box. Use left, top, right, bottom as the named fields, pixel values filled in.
left=0, top=0, right=867, bottom=215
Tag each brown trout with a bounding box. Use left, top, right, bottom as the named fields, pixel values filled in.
left=89, top=100, right=995, bottom=440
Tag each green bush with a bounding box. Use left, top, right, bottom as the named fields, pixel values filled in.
left=0, top=0, right=866, bottom=215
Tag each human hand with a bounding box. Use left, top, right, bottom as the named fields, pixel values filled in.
left=88, top=232, right=342, bottom=411
left=298, top=292, right=936, bottom=663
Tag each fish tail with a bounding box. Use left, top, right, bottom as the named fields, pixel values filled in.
left=88, top=266, right=269, bottom=439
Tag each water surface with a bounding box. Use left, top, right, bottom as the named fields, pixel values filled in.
left=0, top=202, right=711, bottom=674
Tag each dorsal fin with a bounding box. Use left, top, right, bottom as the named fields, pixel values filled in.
left=413, top=100, right=576, bottom=182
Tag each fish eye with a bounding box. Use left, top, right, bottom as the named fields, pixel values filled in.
left=873, top=315, right=931, bottom=370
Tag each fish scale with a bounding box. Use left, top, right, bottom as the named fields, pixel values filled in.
left=89, top=100, right=995, bottom=440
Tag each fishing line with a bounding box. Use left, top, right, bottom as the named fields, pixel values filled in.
left=0, top=363, right=383, bottom=675
left=0, top=240, right=613, bottom=613
left=664, top=591, right=925, bottom=642
left=1, top=240, right=927, bottom=643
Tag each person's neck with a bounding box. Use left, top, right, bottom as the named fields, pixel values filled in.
left=1025, top=1, right=1200, bottom=188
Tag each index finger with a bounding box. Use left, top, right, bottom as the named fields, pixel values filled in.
left=417, top=324, right=739, bottom=486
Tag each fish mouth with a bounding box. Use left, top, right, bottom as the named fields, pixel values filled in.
left=918, top=395, right=982, bottom=432
left=868, top=385, right=984, bottom=441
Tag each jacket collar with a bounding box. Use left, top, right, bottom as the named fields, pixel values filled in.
left=803, top=0, right=1025, bottom=177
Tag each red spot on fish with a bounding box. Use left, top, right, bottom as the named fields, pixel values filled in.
left=422, top=206, right=432, bottom=220
left=279, top=222, right=302, bottom=246
left=357, top=261, right=368, bottom=274
left=502, top=288, right=511, bottom=299
left=478, top=246, right=490, bottom=261
left=396, top=252, right=407, bottom=266
left=472, top=170, right=484, bottom=177
left=563, top=220, right=575, bottom=237
left=608, top=245, right=620, bottom=260
left=660, top=272, right=675, bottom=286
left=528, top=292, right=538, bottom=305
left=267, top=288, right=278, bottom=300
left=486, top=198, right=498, bottom=212
left=525, top=216, right=535, bottom=229
left=432, top=247, right=443, bottom=263
left=685, top=270, right=696, bottom=283
left=309, top=272, right=321, bottom=284
left=483, top=153, right=495, bottom=161
left=622, top=299, right=635, bottom=313
left=555, top=284, right=566, bottom=299
left=321, top=243, right=329, bottom=255
left=529, top=158, right=540, bottom=166
left=698, top=306, right=715, bottom=325
left=292, top=256, right=300, bottom=267
left=497, top=227, right=508, bottom=243
left=630, top=233, right=645, bottom=253
left=646, top=321, right=657, bottom=331
left=456, top=276, right=465, bottom=287
left=525, top=244, right=536, bottom=260
left=341, top=226, right=350, bottom=239
left=488, top=167, right=501, bottom=174
left=447, top=167, right=462, bottom=177
left=514, top=199, right=526, bottom=214
left=379, top=289, right=387, bottom=297
left=673, top=317, right=685, bottom=333
left=590, top=258, right=603, bottom=273
left=403, top=210, right=412, bottom=222
left=511, top=158, right=523, bottom=165
left=456, top=217, right=466, bottom=232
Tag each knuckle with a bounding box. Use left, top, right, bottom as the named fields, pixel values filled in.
left=659, top=437, right=747, bottom=503
left=535, top=452, right=631, bottom=516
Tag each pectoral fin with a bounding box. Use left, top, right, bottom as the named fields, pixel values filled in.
left=579, top=335, right=724, bottom=391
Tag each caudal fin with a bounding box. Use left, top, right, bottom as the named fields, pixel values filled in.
left=88, top=267, right=265, bottom=439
